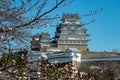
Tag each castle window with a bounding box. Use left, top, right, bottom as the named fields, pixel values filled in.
left=74, top=41, right=76, bottom=43
left=35, top=38, right=39, bottom=41
left=63, top=31, right=64, bottom=33
left=81, top=31, right=84, bottom=34
left=82, top=41, right=85, bottom=44
left=84, top=37, right=86, bottom=39
left=73, top=41, right=75, bottom=43
left=65, top=41, right=68, bottom=43
left=62, top=41, right=64, bottom=43
left=68, top=41, right=70, bottom=43
left=60, top=36, right=64, bottom=39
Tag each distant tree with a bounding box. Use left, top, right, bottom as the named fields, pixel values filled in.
left=112, top=49, right=119, bottom=53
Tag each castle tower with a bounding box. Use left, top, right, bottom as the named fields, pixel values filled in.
left=31, top=34, right=40, bottom=51
left=54, top=14, right=90, bottom=52
left=39, top=32, right=51, bottom=51
left=31, top=32, right=51, bottom=51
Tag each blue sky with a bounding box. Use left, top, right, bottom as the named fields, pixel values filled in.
left=32, top=0, right=120, bottom=52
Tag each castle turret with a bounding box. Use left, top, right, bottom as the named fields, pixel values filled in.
left=40, top=32, right=51, bottom=51
left=31, top=32, right=51, bottom=51
left=31, top=34, right=40, bottom=51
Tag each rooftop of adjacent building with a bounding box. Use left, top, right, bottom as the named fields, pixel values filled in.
left=28, top=48, right=120, bottom=59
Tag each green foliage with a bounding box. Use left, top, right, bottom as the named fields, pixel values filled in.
left=0, top=53, right=28, bottom=75
left=0, top=53, right=8, bottom=65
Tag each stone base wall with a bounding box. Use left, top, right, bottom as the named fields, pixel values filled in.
left=58, top=44, right=89, bottom=52
left=72, top=61, right=81, bottom=68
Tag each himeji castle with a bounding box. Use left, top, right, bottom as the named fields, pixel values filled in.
left=31, top=14, right=90, bottom=52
